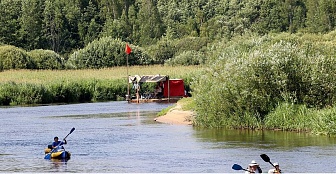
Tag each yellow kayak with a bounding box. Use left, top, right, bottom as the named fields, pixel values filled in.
left=44, top=148, right=71, bottom=160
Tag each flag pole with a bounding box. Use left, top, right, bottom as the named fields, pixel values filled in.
left=125, top=43, right=131, bottom=101
left=127, top=53, right=130, bottom=101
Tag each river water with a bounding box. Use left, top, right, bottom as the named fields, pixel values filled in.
left=0, top=101, right=335, bottom=173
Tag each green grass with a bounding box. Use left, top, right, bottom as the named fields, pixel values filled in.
left=0, top=65, right=201, bottom=84
left=156, top=97, right=195, bottom=117
left=178, top=97, right=195, bottom=111
left=156, top=105, right=176, bottom=116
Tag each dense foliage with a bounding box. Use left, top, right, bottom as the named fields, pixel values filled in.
left=1, top=0, right=336, bottom=68
left=66, top=37, right=152, bottom=69
left=0, top=79, right=126, bottom=105
left=0, top=45, right=34, bottom=70
left=192, top=32, right=336, bottom=135
left=28, top=49, right=65, bottom=69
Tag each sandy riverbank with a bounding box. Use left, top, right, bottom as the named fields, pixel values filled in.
left=154, top=103, right=194, bottom=125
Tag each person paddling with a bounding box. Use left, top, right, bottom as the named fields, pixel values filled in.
left=52, top=136, right=67, bottom=149
left=245, top=160, right=262, bottom=173
left=268, top=162, right=281, bottom=173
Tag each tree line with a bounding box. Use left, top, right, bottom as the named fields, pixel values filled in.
left=1, top=0, right=336, bottom=62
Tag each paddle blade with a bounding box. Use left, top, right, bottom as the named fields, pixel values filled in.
left=260, top=154, right=270, bottom=162
left=69, top=127, right=75, bottom=134
left=64, top=127, right=76, bottom=140
left=232, top=164, right=244, bottom=170
left=44, top=153, right=51, bottom=160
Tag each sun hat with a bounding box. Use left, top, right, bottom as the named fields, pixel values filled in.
left=274, top=162, right=279, bottom=166
left=249, top=160, right=259, bottom=166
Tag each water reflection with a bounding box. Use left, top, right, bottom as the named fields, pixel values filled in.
left=193, top=128, right=336, bottom=149
left=49, top=158, right=68, bottom=172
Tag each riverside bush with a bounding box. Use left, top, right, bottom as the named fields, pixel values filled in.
left=193, top=33, right=336, bottom=132
left=311, top=108, right=336, bottom=136
left=146, top=37, right=210, bottom=65
left=0, top=82, right=51, bottom=105
left=66, top=37, right=151, bottom=69
left=0, top=79, right=127, bottom=105
left=0, top=45, right=34, bottom=70
left=28, top=49, right=65, bottom=69
left=165, top=50, right=205, bottom=66
left=264, top=102, right=313, bottom=132
left=265, top=102, right=336, bottom=136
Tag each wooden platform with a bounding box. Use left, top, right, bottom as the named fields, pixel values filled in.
left=128, top=97, right=182, bottom=103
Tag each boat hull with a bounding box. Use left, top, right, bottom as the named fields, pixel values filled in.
left=45, top=148, right=71, bottom=160
left=128, top=97, right=182, bottom=103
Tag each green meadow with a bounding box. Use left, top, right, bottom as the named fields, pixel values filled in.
left=0, top=65, right=200, bottom=105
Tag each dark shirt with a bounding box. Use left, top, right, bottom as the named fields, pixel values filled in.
left=52, top=141, right=64, bottom=147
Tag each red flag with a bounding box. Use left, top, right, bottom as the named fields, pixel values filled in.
left=125, top=43, right=132, bottom=55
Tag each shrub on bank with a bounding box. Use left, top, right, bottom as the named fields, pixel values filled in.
left=92, top=79, right=126, bottom=101
left=28, top=49, right=65, bottom=70
left=165, top=50, right=205, bottom=66
left=0, top=45, right=34, bottom=70
left=264, top=103, right=313, bottom=132
left=193, top=33, right=336, bottom=134
left=0, top=79, right=128, bottom=106
left=311, top=107, right=336, bottom=136
left=66, top=37, right=152, bottom=69
left=264, top=102, right=336, bottom=136
left=0, top=82, right=50, bottom=105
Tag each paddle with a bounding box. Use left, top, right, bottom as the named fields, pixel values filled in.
left=260, top=154, right=281, bottom=173
left=232, top=164, right=254, bottom=173
left=44, top=127, right=75, bottom=160
left=260, top=154, right=275, bottom=167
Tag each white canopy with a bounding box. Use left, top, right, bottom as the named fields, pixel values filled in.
left=128, top=75, right=168, bottom=83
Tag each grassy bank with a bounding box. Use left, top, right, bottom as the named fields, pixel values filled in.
left=0, top=65, right=200, bottom=105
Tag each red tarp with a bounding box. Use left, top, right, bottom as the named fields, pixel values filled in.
left=163, top=79, right=185, bottom=97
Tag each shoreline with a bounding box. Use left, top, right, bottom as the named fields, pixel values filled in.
left=154, top=103, right=194, bottom=125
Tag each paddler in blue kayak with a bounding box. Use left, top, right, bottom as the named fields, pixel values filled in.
left=52, top=136, right=67, bottom=149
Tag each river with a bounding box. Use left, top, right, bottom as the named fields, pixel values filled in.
left=0, top=101, right=335, bottom=173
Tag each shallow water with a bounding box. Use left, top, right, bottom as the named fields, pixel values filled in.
left=0, top=101, right=335, bottom=173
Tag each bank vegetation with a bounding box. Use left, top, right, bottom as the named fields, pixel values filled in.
left=192, top=32, right=336, bottom=136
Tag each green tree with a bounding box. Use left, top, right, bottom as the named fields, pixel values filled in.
left=305, top=0, right=331, bottom=33
left=0, top=0, right=22, bottom=46
left=78, top=0, right=102, bottom=46
left=286, top=0, right=306, bottom=33
left=252, top=0, right=289, bottom=34
left=19, top=0, right=44, bottom=50
left=43, top=0, right=66, bottom=53
left=137, top=0, right=164, bottom=45
left=62, top=0, right=82, bottom=50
